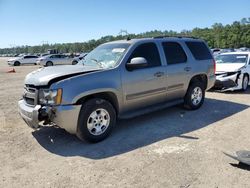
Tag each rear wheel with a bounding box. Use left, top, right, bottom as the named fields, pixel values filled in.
left=72, top=60, right=78, bottom=65
left=46, top=61, right=53, bottom=66
left=76, top=98, right=116, bottom=143
left=184, top=80, right=205, bottom=110
left=242, top=75, right=249, bottom=91
left=14, top=61, right=20, bottom=66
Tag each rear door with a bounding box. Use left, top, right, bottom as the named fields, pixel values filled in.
left=51, top=55, right=61, bottom=65
left=162, top=42, right=191, bottom=100
left=60, top=55, right=71, bottom=65
left=29, top=56, right=38, bottom=64
left=121, top=42, right=167, bottom=112
left=22, top=56, right=31, bottom=64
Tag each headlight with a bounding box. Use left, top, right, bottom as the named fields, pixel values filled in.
left=39, top=89, right=62, bottom=105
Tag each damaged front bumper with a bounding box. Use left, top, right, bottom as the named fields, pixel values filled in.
left=18, top=100, right=81, bottom=134
left=214, top=71, right=242, bottom=91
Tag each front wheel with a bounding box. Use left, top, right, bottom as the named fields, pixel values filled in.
left=14, top=61, right=20, bottom=66
left=72, top=60, right=78, bottom=65
left=76, top=98, right=116, bottom=143
left=46, top=61, right=53, bottom=66
left=242, top=75, right=249, bottom=91
left=184, top=81, right=205, bottom=110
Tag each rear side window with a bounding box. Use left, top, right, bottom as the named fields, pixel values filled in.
left=186, top=41, right=212, bottom=60
left=128, top=43, right=161, bottom=68
left=162, top=42, right=187, bottom=65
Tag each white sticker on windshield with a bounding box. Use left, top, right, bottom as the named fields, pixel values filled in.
left=236, top=56, right=247, bottom=59
left=112, top=48, right=125, bottom=53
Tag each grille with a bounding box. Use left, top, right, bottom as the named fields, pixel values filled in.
left=23, top=85, right=38, bottom=106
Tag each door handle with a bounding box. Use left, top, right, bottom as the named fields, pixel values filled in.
left=154, top=72, right=164, bottom=77
left=184, top=67, right=192, bottom=72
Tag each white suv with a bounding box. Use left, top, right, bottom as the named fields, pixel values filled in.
left=7, top=55, right=38, bottom=66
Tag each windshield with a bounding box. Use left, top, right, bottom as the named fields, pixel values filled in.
left=79, top=43, right=130, bottom=69
left=215, top=54, right=248, bottom=64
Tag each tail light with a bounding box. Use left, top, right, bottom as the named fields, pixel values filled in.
left=212, top=59, right=216, bottom=74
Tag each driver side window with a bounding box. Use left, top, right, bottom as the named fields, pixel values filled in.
left=127, top=43, right=161, bottom=68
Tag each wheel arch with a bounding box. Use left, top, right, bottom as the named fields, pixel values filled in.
left=75, top=91, right=120, bottom=114
left=188, top=74, right=208, bottom=89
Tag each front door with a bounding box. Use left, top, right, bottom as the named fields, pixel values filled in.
left=121, top=42, right=167, bottom=112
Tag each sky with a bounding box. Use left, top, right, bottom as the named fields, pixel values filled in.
left=0, top=0, right=249, bottom=48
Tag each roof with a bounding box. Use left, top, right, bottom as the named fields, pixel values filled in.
left=106, top=36, right=203, bottom=45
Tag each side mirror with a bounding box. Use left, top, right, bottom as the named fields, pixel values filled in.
left=126, top=57, right=148, bottom=70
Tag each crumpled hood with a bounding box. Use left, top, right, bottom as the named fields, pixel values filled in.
left=216, top=63, right=245, bottom=73
left=25, top=65, right=101, bottom=86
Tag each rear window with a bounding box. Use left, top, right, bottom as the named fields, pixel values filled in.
left=186, top=41, right=212, bottom=60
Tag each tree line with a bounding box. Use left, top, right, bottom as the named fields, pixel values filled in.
left=1, top=18, right=250, bottom=55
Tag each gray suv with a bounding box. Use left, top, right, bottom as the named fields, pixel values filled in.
left=18, top=37, right=215, bottom=142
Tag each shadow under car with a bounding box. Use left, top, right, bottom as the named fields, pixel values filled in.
left=32, top=98, right=249, bottom=159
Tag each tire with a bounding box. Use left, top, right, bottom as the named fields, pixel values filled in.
left=76, top=98, right=116, bottom=143
left=72, top=60, right=78, bottom=65
left=242, top=75, right=249, bottom=91
left=184, top=80, right=205, bottom=110
left=46, top=61, right=53, bottom=66
left=14, top=61, right=20, bottom=66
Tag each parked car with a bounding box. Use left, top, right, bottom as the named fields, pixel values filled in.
left=211, top=48, right=221, bottom=56
left=72, top=53, right=88, bottom=65
left=18, top=37, right=215, bottom=142
left=7, top=55, right=38, bottom=66
left=36, top=54, right=73, bottom=66
left=214, top=52, right=250, bottom=91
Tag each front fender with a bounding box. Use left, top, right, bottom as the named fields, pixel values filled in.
left=50, top=68, right=123, bottom=107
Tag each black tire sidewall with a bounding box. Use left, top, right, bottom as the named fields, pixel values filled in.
left=242, top=75, right=249, bottom=91
left=14, top=61, right=20, bottom=66
left=72, top=61, right=78, bottom=65
left=77, top=98, right=116, bottom=143
left=184, top=81, right=205, bottom=110
left=46, top=61, right=53, bottom=66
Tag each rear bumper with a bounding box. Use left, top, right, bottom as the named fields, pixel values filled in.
left=18, top=100, right=81, bottom=134
left=37, top=61, right=45, bottom=66
left=207, top=74, right=216, bottom=90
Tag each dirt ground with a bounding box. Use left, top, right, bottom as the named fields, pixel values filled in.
left=0, top=57, right=250, bottom=188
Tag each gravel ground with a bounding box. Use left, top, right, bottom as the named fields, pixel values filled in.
left=0, top=57, right=250, bottom=188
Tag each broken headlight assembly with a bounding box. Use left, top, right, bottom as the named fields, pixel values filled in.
left=39, top=89, right=62, bottom=105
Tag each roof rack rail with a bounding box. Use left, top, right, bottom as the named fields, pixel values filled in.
left=153, top=35, right=199, bottom=39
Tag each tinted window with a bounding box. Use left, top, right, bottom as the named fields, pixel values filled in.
left=50, top=55, right=59, bottom=58
left=162, top=42, right=187, bottom=65
left=24, top=56, right=30, bottom=59
left=186, top=41, right=212, bottom=60
left=128, top=43, right=161, bottom=68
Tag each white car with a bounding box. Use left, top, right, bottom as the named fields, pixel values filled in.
left=7, top=55, right=38, bottom=66
left=214, top=52, right=250, bottom=91
left=37, top=54, right=73, bottom=66
left=72, top=53, right=88, bottom=65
